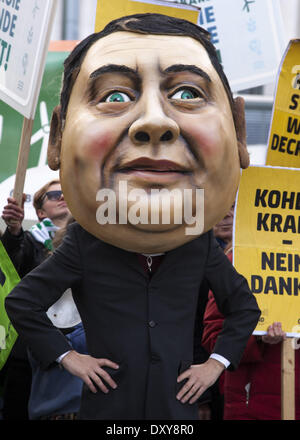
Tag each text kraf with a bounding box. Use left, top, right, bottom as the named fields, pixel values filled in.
left=255, top=189, right=300, bottom=233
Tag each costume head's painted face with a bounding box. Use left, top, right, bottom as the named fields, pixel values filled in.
left=48, top=17, right=248, bottom=253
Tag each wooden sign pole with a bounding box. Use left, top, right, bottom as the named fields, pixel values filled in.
left=281, top=338, right=295, bottom=420
left=12, top=117, right=34, bottom=206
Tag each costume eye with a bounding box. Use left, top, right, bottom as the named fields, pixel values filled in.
left=105, top=92, right=131, bottom=103
left=170, top=88, right=202, bottom=100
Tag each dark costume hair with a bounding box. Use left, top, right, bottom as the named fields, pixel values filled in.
left=59, top=13, right=234, bottom=124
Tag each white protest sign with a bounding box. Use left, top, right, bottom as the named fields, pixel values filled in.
left=170, top=0, right=287, bottom=91
left=0, top=0, right=57, bottom=119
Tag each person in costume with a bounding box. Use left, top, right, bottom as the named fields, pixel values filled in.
left=5, top=14, right=260, bottom=420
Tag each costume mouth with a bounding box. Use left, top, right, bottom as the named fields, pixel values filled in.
left=117, top=157, right=192, bottom=174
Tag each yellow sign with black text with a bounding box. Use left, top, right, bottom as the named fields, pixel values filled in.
left=266, top=40, right=300, bottom=168
left=234, top=166, right=300, bottom=336
left=95, top=0, right=199, bottom=32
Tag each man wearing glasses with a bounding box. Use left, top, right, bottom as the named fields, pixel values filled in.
left=0, top=179, right=70, bottom=420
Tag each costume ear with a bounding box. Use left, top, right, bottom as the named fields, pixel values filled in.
left=47, top=105, right=62, bottom=170
left=233, top=97, right=249, bottom=169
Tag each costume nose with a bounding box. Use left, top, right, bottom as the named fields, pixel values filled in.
left=129, top=93, right=179, bottom=145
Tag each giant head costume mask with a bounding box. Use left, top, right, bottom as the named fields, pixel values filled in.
left=47, top=13, right=249, bottom=253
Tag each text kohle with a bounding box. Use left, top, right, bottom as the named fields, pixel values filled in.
left=251, top=188, right=300, bottom=296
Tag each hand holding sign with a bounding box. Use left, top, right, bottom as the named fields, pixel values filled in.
left=2, top=194, right=25, bottom=235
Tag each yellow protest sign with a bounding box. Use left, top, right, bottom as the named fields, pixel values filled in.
left=266, top=40, right=300, bottom=168
left=95, top=0, right=199, bottom=32
left=234, top=166, right=300, bottom=336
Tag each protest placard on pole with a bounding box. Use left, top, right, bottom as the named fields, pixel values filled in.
left=175, top=0, right=287, bottom=91
left=255, top=36, right=300, bottom=420
left=0, top=0, right=57, bottom=206
left=0, top=0, right=57, bottom=119
left=266, top=40, right=300, bottom=168
left=233, top=165, right=300, bottom=419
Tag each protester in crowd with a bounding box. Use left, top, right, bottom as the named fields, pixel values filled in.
left=202, top=208, right=300, bottom=420
left=27, top=216, right=88, bottom=420
left=0, top=180, right=70, bottom=420
left=5, top=14, right=260, bottom=420
left=195, top=207, right=235, bottom=420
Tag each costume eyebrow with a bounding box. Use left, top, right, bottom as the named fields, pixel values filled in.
left=87, top=64, right=140, bottom=100
left=164, top=64, right=211, bottom=83
left=90, top=64, right=139, bottom=79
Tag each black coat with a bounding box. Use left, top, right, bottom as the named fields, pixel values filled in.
left=1, top=228, right=49, bottom=278
left=5, top=223, right=260, bottom=420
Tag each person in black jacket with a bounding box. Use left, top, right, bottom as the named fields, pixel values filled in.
left=5, top=14, right=260, bottom=420
left=1, top=179, right=70, bottom=419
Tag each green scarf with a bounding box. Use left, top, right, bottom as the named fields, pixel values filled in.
left=29, top=218, right=59, bottom=251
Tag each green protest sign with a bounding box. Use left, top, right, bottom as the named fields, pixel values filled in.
left=0, top=241, right=20, bottom=369
left=0, top=42, right=75, bottom=368
left=0, top=42, right=76, bottom=221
